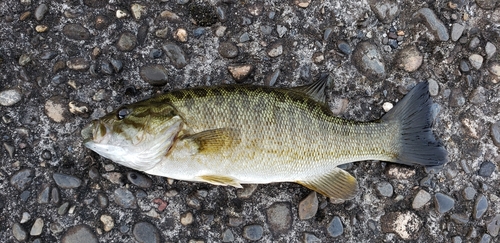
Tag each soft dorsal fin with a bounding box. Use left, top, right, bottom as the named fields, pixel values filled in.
left=292, top=73, right=331, bottom=103
left=296, top=167, right=358, bottom=200
left=181, top=128, right=240, bottom=153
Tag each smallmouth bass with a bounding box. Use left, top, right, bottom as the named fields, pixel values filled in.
left=82, top=76, right=447, bottom=199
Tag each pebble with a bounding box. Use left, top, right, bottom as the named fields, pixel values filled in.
left=298, top=192, right=318, bottom=220
left=38, top=184, right=50, bottom=204
left=116, top=10, right=129, bottom=19
left=478, top=161, right=495, bottom=177
left=30, top=218, right=44, bottom=236
left=327, top=216, right=343, bottom=237
left=222, top=229, right=234, bottom=242
left=295, top=0, right=311, bottom=8
left=20, top=190, right=30, bottom=201
left=474, top=194, right=488, bottom=219
left=368, top=0, right=400, bottom=23
left=449, top=89, right=465, bottom=107
left=242, top=225, right=264, bottom=241
left=476, top=0, right=498, bottom=10
left=487, top=214, right=500, bottom=236
left=95, top=15, right=109, bottom=30
left=239, top=32, right=250, bottom=42
left=117, top=32, right=137, bottom=52
left=34, top=4, right=48, bottom=21
left=469, top=54, right=483, bottom=70
left=485, top=42, right=496, bottom=59
left=413, top=8, right=449, bottom=41
left=174, top=28, right=188, bottom=42
left=479, top=234, right=491, bottom=243
left=114, top=188, right=137, bottom=208
left=463, top=186, right=477, bottom=200
left=228, top=64, right=254, bottom=82
left=40, top=51, right=58, bottom=60
left=450, top=213, right=469, bottom=224
left=265, top=70, right=280, bottom=86
left=10, top=169, right=34, bottom=191
left=397, top=46, right=422, bottom=72
left=139, top=64, right=169, bottom=86
left=12, top=223, right=27, bottom=241
left=127, top=172, right=152, bottom=188
left=303, top=233, right=321, bottom=243
left=100, top=214, right=114, bottom=232
left=489, top=62, right=500, bottom=77
left=266, top=202, right=292, bottom=235
left=381, top=211, right=422, bottom=240
left=131, top=3, right=146, bottom=20
left=163, top=43, right=188, bottom=69
left=133, top=221, right=161, bottom=243
left=459, top=59, right=470, bottom=72
left=373, top=181, right=392, bottom=197
left=435, top=193, right=455, bottom=214
left=337, top=41, right=352, bottom=55
left=427, top=79, right=439, bottom=96
left=51, top=187, right=60, bottom=204
left=277, top=25, right=288, bottom=38
left=451, top=23, right=465, bottom=41
left=58, top=202, right=70, bottom=215
left=0, top=88, right=22, bottom=106
left=110, top=59, right=123, bottom=73
left=53, top=173, right=82, bottom=189
left=491, top=121, right=500, bottom=147
left=21, top=212, right=31, bottom=223
left=98, top=193, right=108, bottom=208
left=63, top=24, right=90, bottom=40
left=469, top=37, right=480, bottom=50
left=352, top=41, right=386, bottom=81
left=61, top=225, right=98, bottom=243
left=218, top=42, right=238, bottom=58
left=180, top=212, right=194, bottom=225
left=267, top=42, right=283, bottom=57
left=18, top=53, right=31, bottom=66
left=67, top=58, right=89, bottom=71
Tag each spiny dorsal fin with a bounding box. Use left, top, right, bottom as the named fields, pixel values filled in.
left=292, top=73, right=331, bottom=104
left=296, top=167, right=358, bottom=200
left=182, top=128, right=240, bottom=153
left=198, top=175, right=243, bottom=188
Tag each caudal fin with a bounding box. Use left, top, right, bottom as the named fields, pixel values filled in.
left=381, top=82, right=447, bottom=166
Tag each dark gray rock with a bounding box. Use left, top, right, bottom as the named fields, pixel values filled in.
left=478, top=161, right=496, bottom=177
left=303, top=232, right=321, bottom=243
left=63, top=24, right=90, bottom=40
left=163, top=43, right=188, bottom=69
left=368, top=0, right=399, bottom=23
left=352, top=41, right=386, bottom=81
left=435, top=193, right=455, bottom=214
left=218, top=42, right=239, bottom=58
left=413, top=8, right=449, bottom=41
left=376, top=181, right=394, bottom=197
left=20, top=190, right=30, bottom=201
left=127, top=172, right=153, bottom=188
left=53, top=173, right=82, bottom=189
left=243, top=224, right=263, bottom=241
left=449, top=89, right=465, bottom=107
left=479, top=234, right=491, bottom=243
left=450, top=213, right=469, bottom=224
left=222, top=229, right=234, bottom=242
left=463, top=186, right=476, bottom=200
left=469, top=36, right=480, bottom=50
left=37, top=184, right=50, bottom=204
left=61, top=225, right=98, bottom=243
left=266, top=202, right=292, bottom=235
left=474, top=194, right=488, bottom=219
left=116, top=32, right=137, bottom=52
left=34, top=4, right=48, bottom=21
left=487, top=214, right=500, bottom=237
left=265, top=70, right=280, bottom=86
left=492, top=121, right=500, bottom=147
left=39, top=51, right=58, bottom=60
left=139, top=65, right=169, bottom=86
left=133, top=221, right=161, bottom=243
left=337, top=41, right=352, bottom=55
left=327, top=216, right=343, bottom=237
left=98, top=193, right=108, bottom=208
left=10, top=169, right=34, bottom=191
left=113, top=188, right=137, bottom=208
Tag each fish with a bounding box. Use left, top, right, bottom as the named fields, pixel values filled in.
left=81, top=75, right=447, bottom=200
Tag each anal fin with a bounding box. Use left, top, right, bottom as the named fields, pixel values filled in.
left=297, top=168, right=358, bottom=200
left=198, top=175, right=243, bottom=188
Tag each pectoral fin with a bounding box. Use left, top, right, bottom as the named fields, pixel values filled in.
left=182, top=128, right=240, bottom=154
left=198, top=175, right=243, bottom=188
left=297, top=168, right=358, bottom=200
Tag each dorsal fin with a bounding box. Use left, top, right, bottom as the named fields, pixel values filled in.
left=292, top=73, right=331, bottom=104
left=181, top=128, right=240, bottom=154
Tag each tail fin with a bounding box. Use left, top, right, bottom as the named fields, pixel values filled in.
left=381, top=82, right=447, bottom=166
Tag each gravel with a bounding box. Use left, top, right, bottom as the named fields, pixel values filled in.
left=1, top=1, right=499, bottom=242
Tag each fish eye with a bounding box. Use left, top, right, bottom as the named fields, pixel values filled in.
left=117, top=108, right=130, bottom=120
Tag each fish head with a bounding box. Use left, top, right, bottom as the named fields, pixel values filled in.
left=81, top=102, right=182, bottom=171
